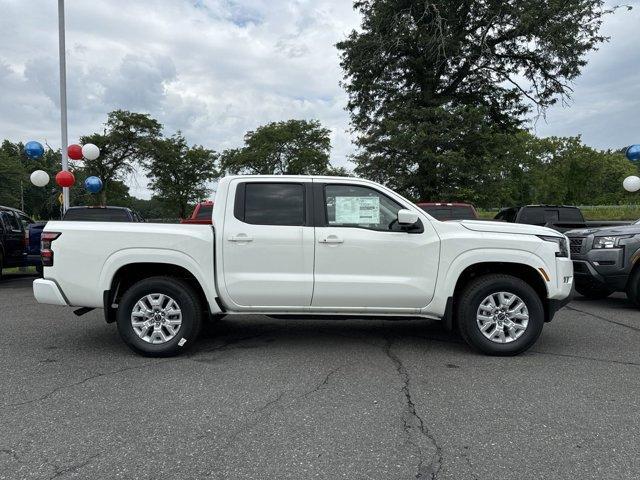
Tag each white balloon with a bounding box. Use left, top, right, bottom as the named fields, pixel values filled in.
left=30, top=170, right=50, bottom=187
left=623, top=175, right=640, bottom=193
left=82, top=143, right=100, bottom=160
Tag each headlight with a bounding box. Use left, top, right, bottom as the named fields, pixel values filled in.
left=593, top=235, right=633, bottom=249
left=537, top=235, right=568, bottom=258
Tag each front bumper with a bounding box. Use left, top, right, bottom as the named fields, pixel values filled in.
left=33, top=279, right=68, bottom=306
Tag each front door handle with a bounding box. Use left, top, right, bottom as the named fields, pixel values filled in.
left=228, top=234, right=253, bottom=242
left=319, top=235, right=343, bottom=244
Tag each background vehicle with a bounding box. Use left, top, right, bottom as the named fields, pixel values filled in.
left=495, top=205, right=588, bottom=232
left=566, top=221, right=640, bottom=305
left=63, top=206, right=144, bottom=222
left=34, top=176, right=573, bottom=357
left=416, top=202, right=478, bottom=221
left=180, top=201, right=214, bottom=225
left=0, top=206, right=43, bottom=277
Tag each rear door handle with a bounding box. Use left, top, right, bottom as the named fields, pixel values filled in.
left=319, top=235, right=343, bottom=244
left=228, top=234, right=253, bottom=242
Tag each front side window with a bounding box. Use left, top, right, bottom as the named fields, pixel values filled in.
left=242, top=183, right=305, bottom=226
left=324, top=185, right=404, bottom=231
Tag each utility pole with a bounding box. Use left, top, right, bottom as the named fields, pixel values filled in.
left=58, top=0, right=69, bottom=213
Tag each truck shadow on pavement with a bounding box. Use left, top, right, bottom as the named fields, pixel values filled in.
left=191, top=316, right=467, bottom=361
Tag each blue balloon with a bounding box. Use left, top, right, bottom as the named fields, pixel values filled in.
left=626, top=144, right=640, bottom=162
left=84, top=176, right=103, bottom=193
left=24, top=141, right=44, bottom=159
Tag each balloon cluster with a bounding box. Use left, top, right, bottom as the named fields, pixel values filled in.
left=25, top=140, right=103, bottom=194
left=623, top=145, right=640, bottom=193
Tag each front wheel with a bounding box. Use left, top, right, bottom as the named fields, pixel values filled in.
left=456, top=274, right=544, bottom=356
left=116, top=276, right=203, bottom=357
left=626, top=269, right=640, bottom=307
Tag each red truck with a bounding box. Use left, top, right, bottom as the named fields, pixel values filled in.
left=180, top=201, right=214, bottom=225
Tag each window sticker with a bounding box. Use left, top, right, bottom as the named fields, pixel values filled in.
left=334, top=196, right=380, bottom=224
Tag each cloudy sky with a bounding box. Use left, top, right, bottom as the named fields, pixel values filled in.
left=1, top=0, right=638, bottom=198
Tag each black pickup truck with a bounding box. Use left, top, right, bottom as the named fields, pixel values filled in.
left=565, top=220, right=640, bottom=306
left=0, top=206, right=44, bottom=279
left=494, top=205, right=588, bottom=233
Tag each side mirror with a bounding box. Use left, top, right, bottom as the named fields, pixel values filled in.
left=397, top=209, right=419, bottom=225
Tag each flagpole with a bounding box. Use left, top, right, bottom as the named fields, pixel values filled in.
left=58, top=0, right=69, bottom=213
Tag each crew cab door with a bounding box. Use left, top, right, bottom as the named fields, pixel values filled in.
left=311, top=181, right=440, bottom=311
left=0, top=211, right=25, bottom=267
left=220, top=179, right=314, bottom=309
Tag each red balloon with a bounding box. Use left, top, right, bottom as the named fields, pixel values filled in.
left=55, top=170, right=75, bottom=188
left=68, top=144, right=83, bottom=160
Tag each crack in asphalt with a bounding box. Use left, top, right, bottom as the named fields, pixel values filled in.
left=301, top=365, right=343, bottom=399
left=384, top=339, right=442, bottom=480
left=4, top=359, right=180, bottom=408
left=48, top=451, right=103, bottom=479
left=7, top=327, right=283, bottom=409
left=566, top=305, right=640, bottom=333
left=210, top=364, right=344, bottom=480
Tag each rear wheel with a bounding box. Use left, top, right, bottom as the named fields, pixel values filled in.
left=456, top=274, right=544, bottom=356
left=575, top=280, right=614, bottom=299
left=116, top=276, right=202, bottom=357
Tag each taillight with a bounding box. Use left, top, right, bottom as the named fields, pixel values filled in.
left=24, top=231, right=29, bottom=247
left=41, top=232, right=61, bottom=267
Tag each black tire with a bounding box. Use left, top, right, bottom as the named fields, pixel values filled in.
left=625, top=268, right=640, bottom=307
left=116, top=276, right=202, bottom=357
left=456, top=274, right=544, bottom=356
left=575, top=280, right=614, bottom=299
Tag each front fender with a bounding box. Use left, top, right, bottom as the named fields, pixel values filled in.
left=423, top=248, right=551, bottom=318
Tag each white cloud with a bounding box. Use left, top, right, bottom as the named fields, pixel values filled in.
left=0, top=0, right=638, bottom=200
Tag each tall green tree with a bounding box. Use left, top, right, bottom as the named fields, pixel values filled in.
left=80, top=110, right=162, bottom=205
left=146, top=133, right=218, bottom=218
left=337, top=0, right=618, bottom=200
left=220, top=119, right=339, bottom=175
left=0, top=141, right=25, bottom=208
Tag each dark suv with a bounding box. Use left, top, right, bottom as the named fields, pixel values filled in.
left=566, top=220, right=640, bottom=305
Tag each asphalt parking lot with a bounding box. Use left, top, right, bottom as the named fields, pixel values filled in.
left=1, top=273, right=639, bottom=480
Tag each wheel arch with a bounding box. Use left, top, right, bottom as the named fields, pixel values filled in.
left=444, top=260, right=551, bottom=327
left=100, top=249, right=221, bottom=322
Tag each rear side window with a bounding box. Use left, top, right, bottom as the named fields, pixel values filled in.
left=451, top=206, right=476, bottom=219
left=559, top=208, right=583, bottom=223
left=421, top=207, right=451, bottom=220
left=519, top=208, right=545, bottom=225
left=236, top=183, right=305, bottom=226
left=2, top=212, right=21, bottom=231
left=63, top=208, right=131, bottom=222
left=195, top=204, right=213, bottom=220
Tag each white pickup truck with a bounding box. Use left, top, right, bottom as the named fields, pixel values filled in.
left=34, top=175, right=573, bottom=357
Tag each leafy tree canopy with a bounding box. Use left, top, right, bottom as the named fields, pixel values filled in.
left=220, top=119, right=338, bottom=175
left=337, top=0, right=619, bottom=201
left=145, top=132, right=218, bottom=218
left=80, top=110, right=162, bottom=204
